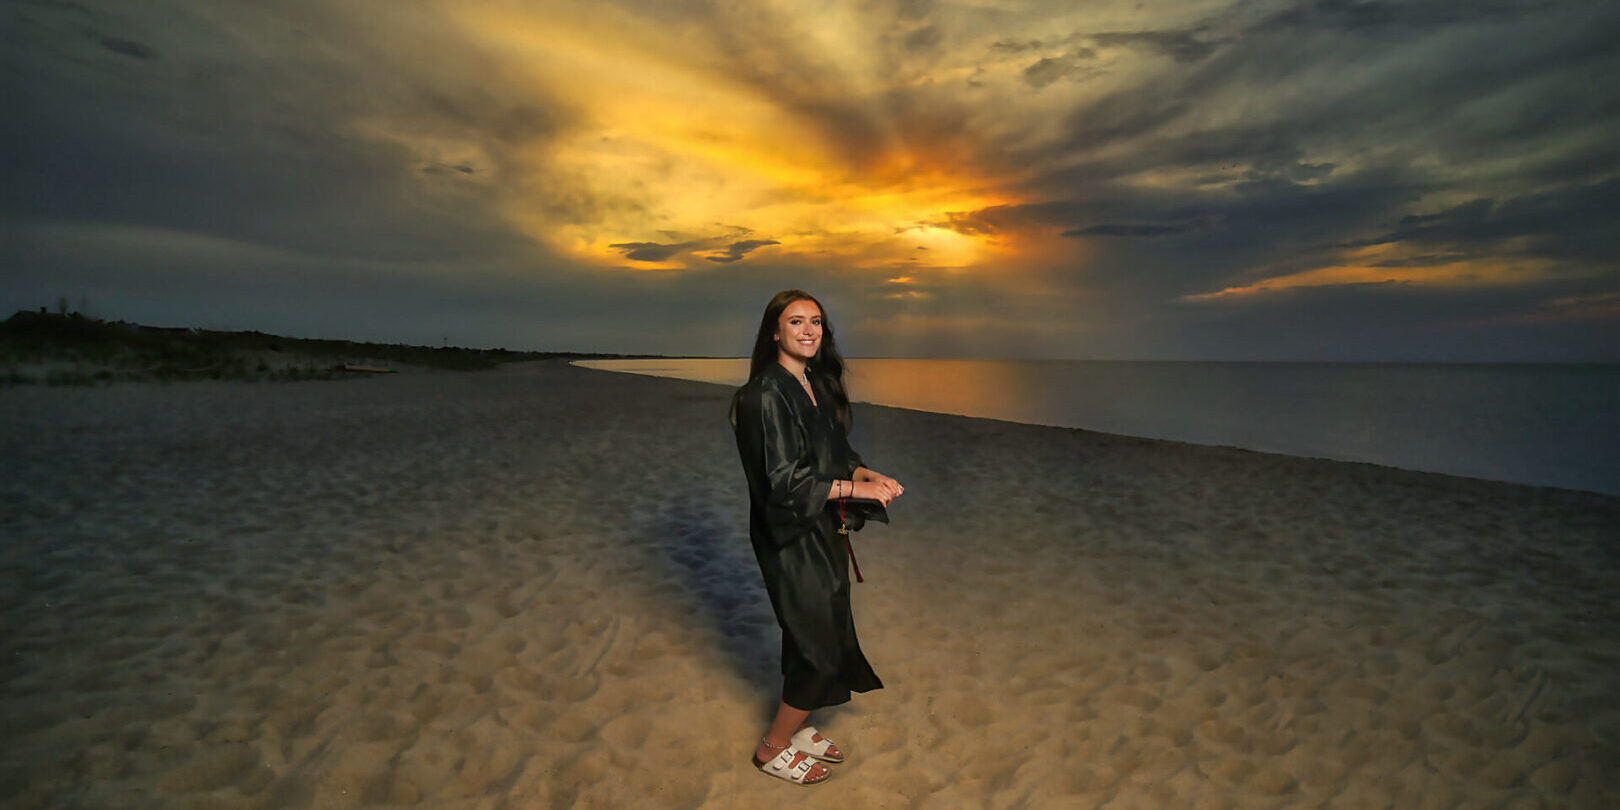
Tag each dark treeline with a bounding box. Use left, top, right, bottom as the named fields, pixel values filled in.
left=0, top=309, right=644, bottom=385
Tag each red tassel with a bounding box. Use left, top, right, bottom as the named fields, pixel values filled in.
left=837, top=497, right=864, bottom=583
left=843, top=533, right=865, bottom=583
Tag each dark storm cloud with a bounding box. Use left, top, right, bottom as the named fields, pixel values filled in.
left=3, top=0, right=556, bottom=263
left=608, top=242, right=700, bottom=262
left=967, top=0, right=1620, bottom=331
left=422, top=163, right=477, bottom=176
left=703, top=239, right=781, bottom=264
left=1061, top=221, right=1205, bottom=238
left=1360, top=178, right=1620, bottom=263
left=996, top=0, right=1620, bottom=197
left=99, top=36, right=157, bottom=59
left=608, top=237, right=781, bottom=264
left=1000, top=22, right=1217, bottom=70
left=992, top=39, right=1045, bottom=54
left=933, top=167, right=1465, bottom=332
left=946, top=166, right=1416, bottom=253
left=1379, top=200, right=1497, bottom=245
left=1258, top=0, right=1543, bottom=33
left=903, top=24, right=941, bottom=52
left=1021, top=50, right=1100, bottom=89
left=1007, top=23, right=1218, bottom=92
left=939, top=198, right=1210, bottom=240
left=1091, top=30, right=1217, bottom=63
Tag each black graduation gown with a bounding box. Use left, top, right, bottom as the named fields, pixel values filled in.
left=732, top=363, right=886, bottom=710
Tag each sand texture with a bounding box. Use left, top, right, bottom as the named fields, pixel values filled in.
left=3, top=361, right=1617, bottom=809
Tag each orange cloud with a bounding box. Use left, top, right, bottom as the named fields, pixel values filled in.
left=1183, top=242, right=1576, bottom=302
left=439, top=0, right=1013, bottom=273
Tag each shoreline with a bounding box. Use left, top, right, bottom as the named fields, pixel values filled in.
left=4, top=360, right=1617, bottom=807
left=579, top=361, right=1620, bottom=498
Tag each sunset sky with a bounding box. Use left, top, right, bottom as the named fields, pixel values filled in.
left=5, top=0, right=1618, bottom=360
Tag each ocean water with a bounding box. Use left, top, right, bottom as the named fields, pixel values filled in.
left=574, top=358, right=1620, bottom=496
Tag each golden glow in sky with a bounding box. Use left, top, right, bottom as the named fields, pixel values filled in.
left=449, top=0, right=1012, bottom=273
left=1182, top=243, right=1582, bottom=301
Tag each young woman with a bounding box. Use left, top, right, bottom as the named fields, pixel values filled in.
left=730, top=290, right=904, bottom=786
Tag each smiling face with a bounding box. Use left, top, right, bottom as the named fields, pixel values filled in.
left=774, top=298, right=823, bottom=366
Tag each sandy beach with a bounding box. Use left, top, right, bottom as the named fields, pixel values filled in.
left=2, top=360, right=1617, bottom=809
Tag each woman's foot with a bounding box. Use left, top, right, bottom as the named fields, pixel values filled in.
left=753, top=741, right=830, bottom=785
left=792, top=725, right=843, bottom=762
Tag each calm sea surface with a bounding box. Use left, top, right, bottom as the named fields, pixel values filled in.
left=575, top=358, right=1620, bottom=496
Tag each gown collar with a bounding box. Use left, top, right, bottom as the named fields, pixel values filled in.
left=771, top=362, right=823, bottom=411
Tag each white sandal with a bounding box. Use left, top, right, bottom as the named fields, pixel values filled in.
left=754, top=745, right=831, bottom=786
left=791, top=725, right=845, bottom=763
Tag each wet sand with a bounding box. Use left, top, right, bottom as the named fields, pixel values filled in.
left=2, top=360, right=1616, bottom=808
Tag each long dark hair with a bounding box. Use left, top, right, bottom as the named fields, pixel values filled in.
left=733, top=289, right=853, bottom=433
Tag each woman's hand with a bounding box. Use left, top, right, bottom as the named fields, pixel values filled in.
left=854, top=467, right=900, bottom=487
left=852, top=476, right=904, bottom=506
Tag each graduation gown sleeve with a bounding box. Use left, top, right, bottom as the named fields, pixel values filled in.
left=846, top=447, right=865, bottom=477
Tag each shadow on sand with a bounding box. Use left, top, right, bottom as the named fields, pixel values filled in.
left=644, top=499, right=782, bottom=700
